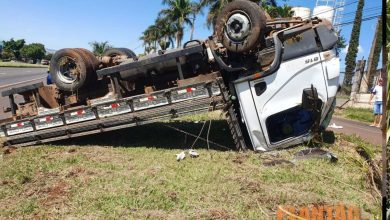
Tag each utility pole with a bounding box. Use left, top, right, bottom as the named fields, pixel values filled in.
left=360, top=17, right=382, bottom=93
left=350, top=59, right=366, bottom=104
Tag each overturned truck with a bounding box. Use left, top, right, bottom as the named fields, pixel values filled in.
left=0, top=1, right=340, bottom=151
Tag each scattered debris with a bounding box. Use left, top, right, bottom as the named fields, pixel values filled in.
left=176, top=151, right=186, bottom=161
left=293, top=148, right=338, bottom=163
left=176, top=149, right=200, bottom=161
left=328, top=123, right=343, bottom=129
left=263, top=159, right=295, bottom=167
left=189, top=149, right=199, bottom=158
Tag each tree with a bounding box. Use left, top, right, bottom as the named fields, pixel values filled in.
left=44, top=53, right=53, bottom=60
left=343, top=0, right=364, bottom=91
left=156, top=17, right=177, bottom=49
left=20, top=43, right=46, bottom=63
left=336, top=35, right=347, bottom=56
left=262, top=3, right=293, bottom=18
left=140, top=25, right=160, bottom=53
left=160, top=0, right=196, bottom=48
left=1, top=50, right=14, bottom=60
left=89, top=41, right=112, bottom=56
left=189, top=2, right=202, bottom=40
left=2, top=38, right=25, bottom=60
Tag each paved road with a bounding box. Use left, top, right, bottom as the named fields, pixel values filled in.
left=328, top=116, right=382, bottom=146
left=0, top=67, right=47, bottom=120
left=0, top=67, right=47, bottom=87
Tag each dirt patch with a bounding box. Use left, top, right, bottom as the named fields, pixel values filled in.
left=46, top=181, right=69, bottom=198
left=240, top=180, right=262, bottom=193
left=65, top=167, right=85, bottom=178
left=232, top=154, right=249, bottom=164
left=20, top=176, right=32, bottom=184
left=39, top=180, right=71, bottom=208
left=67, top=148, right=77, bottom=153
left=207, top=208, right=230, bottom=220
left=3, top=146, right=17, bottom=155
left=167, top=191, right=178, bottom=202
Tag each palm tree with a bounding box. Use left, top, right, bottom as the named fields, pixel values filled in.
left=140, top=25, right=159, bottom=53
left=155, top=17, right=177, bottom=49
left=159, top=0, right=196, bottom=48
left=189, top=3, right=202, bottom=40
left=262, top=3, right=293, bottom=18
left=89, top=41, right=112, bottom=56
left=199, top=0, right=231, bottom=28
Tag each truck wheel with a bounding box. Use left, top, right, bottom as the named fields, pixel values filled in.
left=75, top=48, right=100, bottom=71
left=103, top=48, right=137, bottom=60
left=50, top=49, right=90, bottom=92
left=215, top=0, right=267, bottom=53
left=74, top=48, right=100, bottom=83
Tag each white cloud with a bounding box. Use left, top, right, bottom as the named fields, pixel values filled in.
left=341, top=44, right=364, bottom=55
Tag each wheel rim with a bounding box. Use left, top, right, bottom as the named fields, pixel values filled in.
left=56, top=56, right=79, bottom=84
left=225, top=11, right=251, bottom=42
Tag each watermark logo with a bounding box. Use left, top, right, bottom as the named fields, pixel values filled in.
left=276, top=204, right=360, bottom=220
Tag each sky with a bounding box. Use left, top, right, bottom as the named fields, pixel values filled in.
left=0, top=0, right=383, bottom=71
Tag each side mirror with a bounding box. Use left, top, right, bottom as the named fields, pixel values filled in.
left=302, top=85, right=320, bottom=111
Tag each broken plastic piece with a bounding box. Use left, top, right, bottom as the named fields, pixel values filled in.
left=189, top=149, right=199, bottom=158
left=293, top=148, right=338, bottom=163
left=176, top=151, right=186, bottom=161
left=328, top=123, right=343, bottom=129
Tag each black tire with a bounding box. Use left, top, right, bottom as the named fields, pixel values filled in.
left=74, top=48, right=99, bottom=83
left=103, top=48, right=137, bottom=60
left=215, top=0, right=267, bottom=53
left=50, top=49, right=89, bottom=92
left=183, top=40, right=201, bottom=48
left=75, top=48, right=100, bottom=71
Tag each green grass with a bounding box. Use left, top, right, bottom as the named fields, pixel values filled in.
left=335, top=107, right=374, bottom=123
left=0, top=61, right=47, bottom=68
left=0, top=113, right=382, bottom=219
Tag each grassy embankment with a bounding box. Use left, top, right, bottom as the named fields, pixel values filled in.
left=334, top=107, right=374, bottom=124
left=0, top=61, right=47, bottom=68
left=0, top=112, right=382, bottom=219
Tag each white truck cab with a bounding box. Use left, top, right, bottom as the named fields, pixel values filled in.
left=234, top=25, right=340, bottom=151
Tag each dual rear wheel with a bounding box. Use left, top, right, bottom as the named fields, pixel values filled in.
left=50, top=48, right=136, bottom=92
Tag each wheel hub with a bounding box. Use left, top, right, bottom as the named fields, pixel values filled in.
left=57, top=56, right=78, bottom=84
left=226, top=12, right=251, bottom=42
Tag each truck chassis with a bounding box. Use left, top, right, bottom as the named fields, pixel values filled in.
left=0, top=1, right=340, bottom=152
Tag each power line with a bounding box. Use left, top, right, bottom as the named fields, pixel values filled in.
left=334, top=15, right=380, bottom=27
left=311, top=0, right=358, bottom=18
left=336, top=14, right=381, bottom=25
left=341, top=6, right=381, bottom=17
